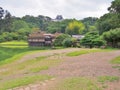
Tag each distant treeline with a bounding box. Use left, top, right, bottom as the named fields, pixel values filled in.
left=0, top=0, right=120, bottom=48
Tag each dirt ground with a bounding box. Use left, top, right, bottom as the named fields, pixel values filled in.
left=6, top=49, right=120, bottom=90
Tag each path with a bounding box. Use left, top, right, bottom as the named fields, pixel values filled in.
left=8, top=49, right=120, bottom=90
left=41, top=50, right=120, bottom=77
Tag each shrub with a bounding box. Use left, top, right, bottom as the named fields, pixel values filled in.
left=62, top=38, right=72, bottom=47
left=53, top=34, right=70, bottom=46
left=80, top=31, right=105, bottom=48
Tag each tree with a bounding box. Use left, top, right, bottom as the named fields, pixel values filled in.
left=108, top=0, right=120, bottom=13
left=0, top=7, right=13, bottom=33
left=3, top=10, right=13, bottom=32
left=97, top=13, right=120, bottom=34
left=53, top=34, right=70, bottom=46
left=97, top=0, right=120, bottom=34
left=65, top=20, right=85, bottom=35
left=81, top=17, right=98, bottom=33
left=12, top=20, right=30, bottom=31
left=62, top=38, right=72, bottom=47
left=47, top=19, right=73, bottom=33
left=80, top=32, right=105, bottom=48
left=102, top=28, right=120, bottom=48
left=0, top=7, right=4, bottom=19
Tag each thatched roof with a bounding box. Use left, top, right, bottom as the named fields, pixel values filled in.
left=28, top=31, right=61, bottom=39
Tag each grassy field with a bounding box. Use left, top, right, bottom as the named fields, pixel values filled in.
left=0, top=41, right=63, bottom=89
left=0, top=41, right=28, bottom=47
left=0, top=41, right=53, bottom=65
left=0, top=53, right=62, bottom=89
left=0, top=41, right=119, bottom=90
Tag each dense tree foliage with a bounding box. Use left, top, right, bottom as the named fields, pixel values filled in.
left=102, top=28, right=120, bottom=48
left=0, top=7, right=13, bottom=34
left=80, top=32, right=105, bottom=48
left=62, top=38, right=72, bottom=47
left=108, top=0, right=120, bottom=13
left=47, top=19, right=73, bottom=33
left=97, top=0, right=120, bottom=34
left=81, top=17, right=98, bottom=33
left=97, top=13, right=120, bottom=34
left=65, top=21, right=85, bottom=35
left=0, top=7, right=4, bottom=19
left=22, top=15, right=51, bottom=30
left=53, top=34, right=70, bottom=46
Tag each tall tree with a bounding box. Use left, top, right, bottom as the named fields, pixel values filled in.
left=65, top=20, right=85, bottom=35
left=0, top=7, right=4, bottom=19
left=108, top=0, right=120, bottom=13
left=97, top=0, right=120, bottom=34
left=0, top=7, right=13, bottom=33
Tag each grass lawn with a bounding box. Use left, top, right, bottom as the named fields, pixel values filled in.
left=0, top=40, right=28, bottom=47
left=111, top=56, right=120, bottom=71
left=0, top=41, right=62, bottom=89
left=0, top=41, right=119, bottom=90
left=0, top=41, right=53, bottom=65
left=0, top=54, right=62, bottom=89
left=52, top=77, right=102, bottom=90
left=98, top=76, right=119, bottom=83
left=0, top=75, right=52, bottom=90
left=66, top=48, right=117, bottom=56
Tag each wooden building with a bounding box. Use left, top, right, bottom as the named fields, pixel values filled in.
left=28, top=31, right=60, bottom=46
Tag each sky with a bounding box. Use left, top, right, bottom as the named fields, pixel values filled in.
left=1, top=0, right=113, bottom=19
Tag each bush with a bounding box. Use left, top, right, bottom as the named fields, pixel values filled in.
left=53, top=34, right=70, bottom=46
left=0, top=36, right=5, bottom=42
left=62, top=38, right=72, bottom=47
left=102, top=28, right=120, bottom=48
left=80, top=31, right=105, bottom=48
left=92, top=38, right=105, bottom=47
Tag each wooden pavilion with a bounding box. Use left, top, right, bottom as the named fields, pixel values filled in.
left=28, top=31, right=60, bottom=46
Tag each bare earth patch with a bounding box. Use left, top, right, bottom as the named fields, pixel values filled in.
left=40, top=50, right=120, bottom=77
left=2, top=49, right=120, bottom=90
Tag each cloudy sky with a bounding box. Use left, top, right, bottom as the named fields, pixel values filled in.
left=1, top=0, right=113, bottom=19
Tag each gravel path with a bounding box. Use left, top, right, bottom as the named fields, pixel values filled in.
left=10, top=49, right=120, bottom=90
left=40, top=50, right=120, bottom=77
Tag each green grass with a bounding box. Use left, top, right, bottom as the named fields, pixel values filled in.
left=52, top=77, right=102, bottom=90
left=111, top=56, right=120, bottom=64
left=0, top=75, right=52, bottom=90
left=0, top=54, right=62, bottom=89
left=29, top=66, right=49, bottom=73
left=0, top=55, right=62, bottom=78
left=0, top=40, right=53, bottom=65
left=0, top=47, right=49, bottom=65
left=0, top=40, right=28, bottom=47
left=98, top=76, right=119, bottom=83
left=67, top=48, right=117, bottom=56
left=0, top=40, right=28, bottom=45
left=112, top=66, right=120, bottom=71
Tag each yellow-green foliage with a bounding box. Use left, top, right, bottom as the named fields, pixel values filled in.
left=66, top=20, right=85, bottom=35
